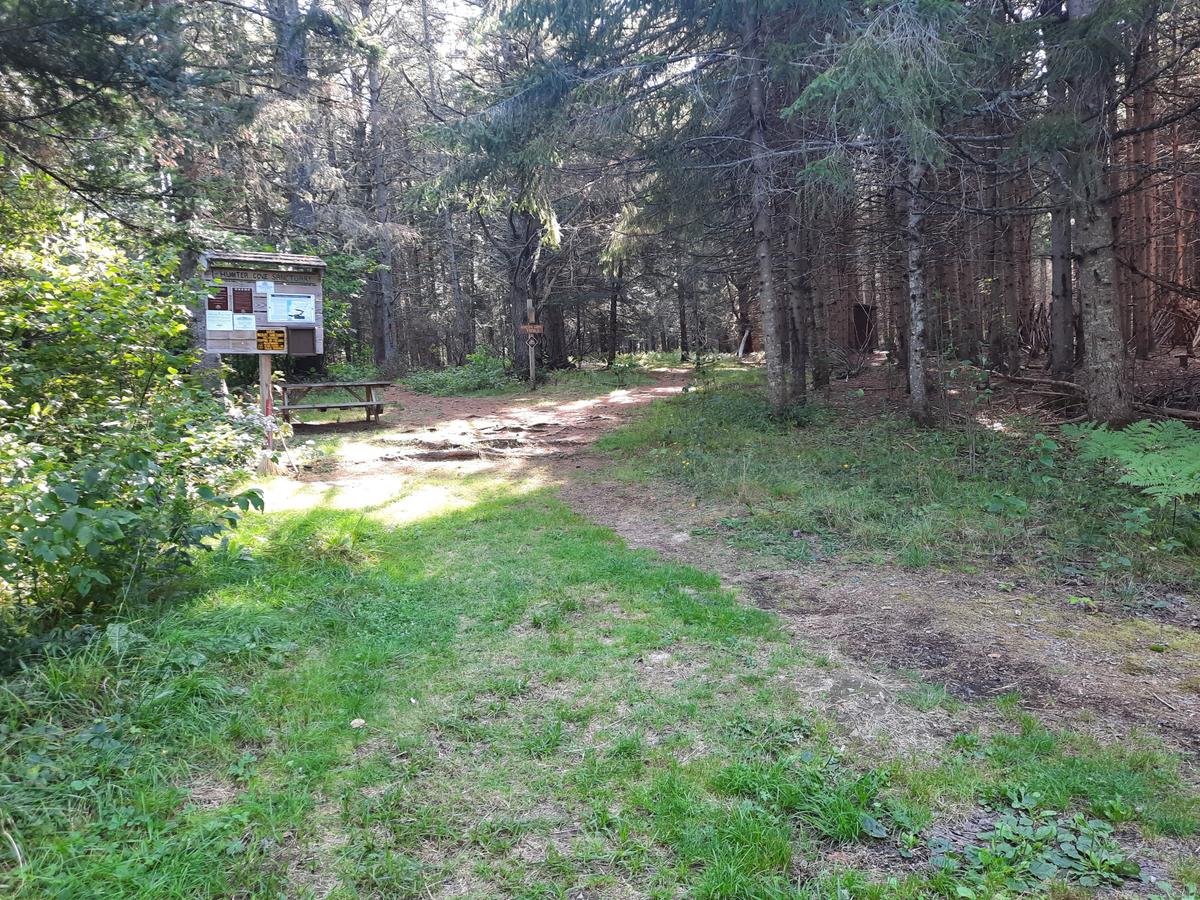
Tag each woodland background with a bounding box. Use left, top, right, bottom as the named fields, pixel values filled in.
left=3, top=0, right=1199, bottom=418
left=2, top=0, right=1200, bottom=640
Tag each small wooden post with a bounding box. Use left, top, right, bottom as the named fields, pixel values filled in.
left=527, top=314, right=537, bottom=388
left=259, top=352, right=274, bottom=450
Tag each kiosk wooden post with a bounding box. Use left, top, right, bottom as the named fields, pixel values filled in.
left=259, top=353, right=274, bottom=450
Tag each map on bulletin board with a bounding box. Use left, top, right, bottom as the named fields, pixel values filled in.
left=268, top=294, right=315, bottom=324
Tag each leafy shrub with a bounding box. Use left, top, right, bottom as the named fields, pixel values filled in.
left=1065, top=420, right=1200, bottom=522
left=608, top=356, right=641, bottom=388
left=403, top=349, right=514, bottom=395
left=0, top=189, right=261, bottom=663
left=932, top=791, right=1142, bottom=896
left=325, top=352, right=383, bottom=383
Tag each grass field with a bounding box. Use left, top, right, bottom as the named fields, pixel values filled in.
left=3, top=458, right=1197, bottom=897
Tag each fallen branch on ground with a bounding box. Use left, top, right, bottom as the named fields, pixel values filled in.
left=986, top=371, right=1200, bottom=423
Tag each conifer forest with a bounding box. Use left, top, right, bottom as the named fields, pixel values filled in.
left=3, top=1, right=1200, bottom=897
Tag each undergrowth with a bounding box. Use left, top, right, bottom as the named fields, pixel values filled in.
left=598, top=369, right=1200, bottom=586
left=403, top=348, right=515, bottom=395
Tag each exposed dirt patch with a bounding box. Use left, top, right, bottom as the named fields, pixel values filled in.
left=544, top=398, right=1200, bottom=754
left=180, top=772, right=239, bottom=810
left=291, top=371, right=692, bottom=481
left=279, top=799, right=346, bottom=898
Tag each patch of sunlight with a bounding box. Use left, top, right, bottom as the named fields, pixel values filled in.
left=259, top=465, right=553, bottom=526
left=371, top=483, right=473, bottom=525
left=973, top=414, right=1011, bottom=433
left=256, top=471, right=411, bottom=513
left=371, top=470, right=550, bottom=524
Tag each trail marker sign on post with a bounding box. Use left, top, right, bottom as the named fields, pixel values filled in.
left=520, top=319, right=541, bottom=387
left=200, top=250, right=327, bottom=447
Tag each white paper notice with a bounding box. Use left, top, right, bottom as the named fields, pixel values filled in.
left=267, top=295, right=289, bottom=323
left=206, top=309, right=233, bottom=331
left=232, top=313, right=256, bottom=331
left=256, top=280, right=274, bottom=294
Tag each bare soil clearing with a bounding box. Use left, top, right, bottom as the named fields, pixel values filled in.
left=293, top=369, right=1200, bottom=756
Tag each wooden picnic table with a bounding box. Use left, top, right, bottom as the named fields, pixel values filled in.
left=279, top=380, right=394, bottom=424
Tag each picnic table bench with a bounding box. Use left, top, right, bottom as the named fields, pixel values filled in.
left=279, top=380, right=394, bottom=424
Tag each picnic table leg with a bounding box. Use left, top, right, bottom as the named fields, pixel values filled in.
left=369, top=386, right=383, bottom=423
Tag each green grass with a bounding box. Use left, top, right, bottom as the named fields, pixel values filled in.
left=2, top=442, right=1197, bottom=895
left=598, top=368, right=1200, bottom=584
left=402, top=352, right=656, bottom=398
left=898, top=680, right=963, bottom=713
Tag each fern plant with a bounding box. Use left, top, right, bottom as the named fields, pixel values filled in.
left=1064, top=420, right=1200, bottom=526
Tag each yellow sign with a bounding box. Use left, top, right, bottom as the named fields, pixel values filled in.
left=256, top=328, right=287, bottom=352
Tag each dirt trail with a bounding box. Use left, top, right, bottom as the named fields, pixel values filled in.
left=293, top=369, right=1200, bottom=756
left=292, top=371, right=690, bottom=475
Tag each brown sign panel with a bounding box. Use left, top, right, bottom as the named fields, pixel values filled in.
left=519, top=323, right=544, bottom=334
left=212, top=269, right=320, bottom=285
left=232, top=288, right=254, bottom=313
left=287, top=327, right=316, bottom=356
left=207, top=286, right=229, bottom=310
left=256, top=328, right=287, bottom=353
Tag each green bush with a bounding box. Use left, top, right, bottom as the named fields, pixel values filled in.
left=325, top=352, right=383, bottom=383
left=1065, top=420, right=1200, bottom=523
left=0, top=188, right=261, bottom=663
left=403, top=348, right=514, bottom=395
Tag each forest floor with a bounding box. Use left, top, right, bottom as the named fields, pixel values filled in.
left=7, top=362, right=1199, bottom=898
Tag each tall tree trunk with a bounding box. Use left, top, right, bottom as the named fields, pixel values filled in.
left=906, top=159, right=933, bottom=425
left=1048, top=75, right=1075, bottom=375
left=506, top=209, right=541, bottom=371
left=810, top=243, right=832, bottom=388
left=1130, top=23, right=1156, bottom=360
left=543, top=303, right=569, bottom=369
left=365, top=25, right=398, bottom=371
left=885, top=178, right=908, bottom=382
left=677, top=257, right=691, bottom=361
left=606, top=264, right=622, bottom=367
left=444, top=209, right=471, bottom=364
left=1001, top=194, right=1022, bottom=373
left=744, top=4, right=788, bottom=413
left=785, top=207, right=809, bottom=403
left=732, top=278, right=752, bottom=355
left=270, top=0, right=315, bottom=232
left=1066, top=0, right=1134, bottom=424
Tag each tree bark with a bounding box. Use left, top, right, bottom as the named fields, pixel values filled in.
left=885, top=178, right=908, bottom=382
left=785, top=206, right=809, bottom=403
left=606, top=263, right=622, bottom=367
left=1129, top=24, right=1156, bottom=360
left=504, top=209, right=542, bottom=371
left=906, top=158, right=933, bottom=425
left=677, top=257, right=691, bottom=361
left=1066, top=0, right=1134, bottom=424
left=744, top=3, right=788, bottom=413
left=444, top=209, right=472, bottom=364
left=1048, top=72, right=1075, bottom=375
left=365, top=28, right=398, bottom=372
left=543, top=302, right=569, bottom=369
